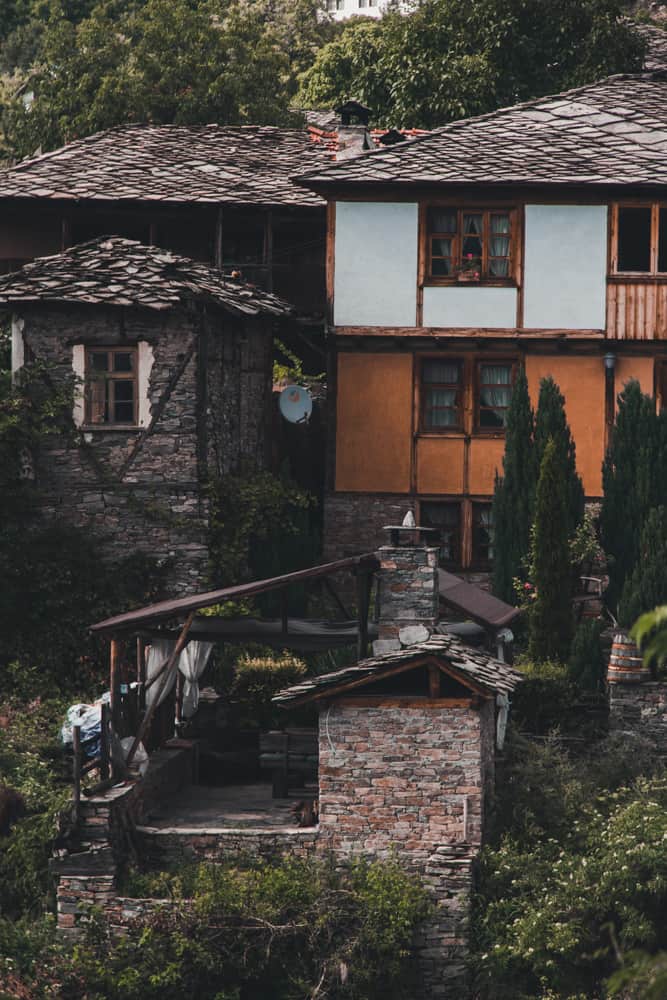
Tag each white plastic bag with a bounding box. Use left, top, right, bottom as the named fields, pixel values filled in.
left=120, top=737, right=149, bottom=777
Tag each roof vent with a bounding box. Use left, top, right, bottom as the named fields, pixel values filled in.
left=335, top=100, right=371, bottom=127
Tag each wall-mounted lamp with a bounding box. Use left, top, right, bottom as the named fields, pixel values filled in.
left=604, top=352, right=616, bottom=371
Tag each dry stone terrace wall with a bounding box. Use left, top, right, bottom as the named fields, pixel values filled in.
left=19, top=304, right=272, bottom=593
left=609, top=680, right=667, bottom=747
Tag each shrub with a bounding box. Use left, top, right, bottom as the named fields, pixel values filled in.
left=231, top=652, right=307, bottom=730
left=12, top=856, right=431, bottom=999
left=568, top=618, right=606, bottom=691
left=618, top=506, right=667, bottom=634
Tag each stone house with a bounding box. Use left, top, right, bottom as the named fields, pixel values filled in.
left=0, top=236, right=292, bottom=591
left=294, top=70, right=667, bottom=575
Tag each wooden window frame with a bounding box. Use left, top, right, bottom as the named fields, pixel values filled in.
left=611, top=202, right=667, bottom=278
left=84, top=346, right=138, bottom=427
left=474, top=359, right=517, bottom=434
left=420, top=357, right=464, bottom=432
left=421, top=204, right=517, bottom=286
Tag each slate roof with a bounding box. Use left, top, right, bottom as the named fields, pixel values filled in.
left=273, top=633, right=523, bottom=706
left=0, top=237, right=293, bottom=316
left=297, top=71, right=667, bottom=190
left=636, top=22, right=667, bottom=72
left=0, top=124, right=330, bottom=207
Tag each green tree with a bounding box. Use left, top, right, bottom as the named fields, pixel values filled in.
left=492, top=367, right=536, bottom=603
left=534, top=375, right=584, bottom=538
left=528, top=438, right=573, bottom=663
left=601, top=380, right=667, bottom=610
left=618, top=506, right=667, bottom=633
left=3, top=0, right=301, bottom=159
left=297, top=0, right=645, bottom=129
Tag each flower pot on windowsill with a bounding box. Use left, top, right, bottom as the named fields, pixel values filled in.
left=457, top=271, right=481, bottom=284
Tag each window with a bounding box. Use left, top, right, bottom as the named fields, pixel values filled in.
left=421, top=501, right=461, bottom=566
left=426, top=207, right=513, bottom=281
left=477, top=362, right=514, bottom=429
left=359, top=0, right=367, bottom=6
left=85, top=347, right=137, bottom=425
left=421, top=359, right=463, bottom=430
left=472, top=503, right=494, bottom=566
left=615, top=204, right=667, bottom=274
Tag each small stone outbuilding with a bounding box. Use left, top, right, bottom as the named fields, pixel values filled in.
left=0, top=237, right=292, bottom=592
left=275, top=632, right=522, bottom=997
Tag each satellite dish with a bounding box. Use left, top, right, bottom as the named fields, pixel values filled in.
left=279, top=384, right=313, bottom=424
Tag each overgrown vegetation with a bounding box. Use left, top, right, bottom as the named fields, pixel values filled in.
left=3, top=856, right=430, bottom=999
left=473, top=732, right=667, bottom=999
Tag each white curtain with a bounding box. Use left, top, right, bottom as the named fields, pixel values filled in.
left=178, top=641, right=213, bottom=718
left=144, top=639, right=213, bottom=717
left=145, top=640, right=178, bottom=708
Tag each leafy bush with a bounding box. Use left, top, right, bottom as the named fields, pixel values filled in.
left=618, top=506, right=667, bottom=634
left=568, top=618, right=606, bottom=691
left=12, top=856, right=430, bottom=999
left=231, top=652, right=307, bottom=730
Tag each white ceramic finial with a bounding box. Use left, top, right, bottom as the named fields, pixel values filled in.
left=402, top=510, right=416, bottom=528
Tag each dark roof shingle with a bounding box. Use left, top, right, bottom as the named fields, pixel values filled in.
left=0, top=124, right=330, bottom=207
left=297, top=72, right=667, bottom=190
left=274, top=633, right=523, bottom=705
left=0, top=236, right=293, bottom=316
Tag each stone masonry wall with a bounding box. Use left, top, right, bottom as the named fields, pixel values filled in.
left=376, top=544, right=439, bottom=647
left=323, top=492, right=414, bottom=562
left=609, top=681, right=667, bottom=747
left=318, top=702, right=485, bottom=997
left=20, top=303, right=273, bottom=594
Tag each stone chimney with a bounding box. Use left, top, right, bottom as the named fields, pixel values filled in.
left=336, top=99, right=372, bottom=161
left=373, top=511, right=440, bottom=654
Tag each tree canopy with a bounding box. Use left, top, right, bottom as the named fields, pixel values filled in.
left=297, top=0, right=646, bottom=129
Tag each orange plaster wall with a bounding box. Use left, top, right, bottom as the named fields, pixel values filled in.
left=469, top=438, right=505, bottom=495
left=615, top=356, right=654, bottom=401
left=336, top=353, right=412, bottom=493
left=525, top=356, right=605, bottom=497
left=416, top=438, right=465, bottom=494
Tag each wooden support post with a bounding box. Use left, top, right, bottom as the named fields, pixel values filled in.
left=281, top=589, right=289, bottom=637
left=109, top=638, right=122, bottom=734
left=72, top=725, right=82, bottom=826
left=356, top=571, right=369, bottom=661
left=61, top=216, right=71, bottom=250
left=214, top=207, right=223, bottom=270
left=136, top=637, right=146, bottom=713
left=428, top=664, right=441, bottom=700
left=125, top=611, right=195, bottom=768
left=263, top=209, right=273, bottom=292
left=175, top=671, right=184, bottom=728
left=148, top=221, right=158, bottom=246
left=100, top=703, right=110, bottom=782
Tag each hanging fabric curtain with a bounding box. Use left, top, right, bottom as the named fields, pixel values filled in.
left=178, top=641, right=214, bottom=718
left=145, top=639, right=178, bottom=708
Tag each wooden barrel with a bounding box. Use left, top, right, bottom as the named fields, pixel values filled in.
left=608, top=632, right=650, bottom=684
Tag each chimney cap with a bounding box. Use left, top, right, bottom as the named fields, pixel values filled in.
left=382, top=522, right=437, bottom=547
left=336, top=100, right=371, bottom=127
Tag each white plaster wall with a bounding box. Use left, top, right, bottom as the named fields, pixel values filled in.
left=422, top=286, right=517, bottom=329
left=334, top=201, right=418, bottom=327
left=523, top=205, right=607, bottom=329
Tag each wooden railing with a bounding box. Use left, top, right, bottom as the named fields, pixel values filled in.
left=72, top=702, right=110, bottom=825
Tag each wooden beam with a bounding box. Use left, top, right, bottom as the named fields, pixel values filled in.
left=356, top=571, right=369, bottom=660
left=109, top=638, right=121, bottom=733
left=428, top=663, right=440, bottom=699
left=263, top=209, right=273, bottom=292
left=337, top=697, right=473, bottom=708
left=125, top=611, right=195, bottom=768
left=214, top=207, right=223, bottom=270
left=72, top=725, right=82, bottom=827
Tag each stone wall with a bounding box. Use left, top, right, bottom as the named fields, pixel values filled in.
left=323, top=492, right=414, bottom=562
left=318, top=701, right=487, bottom=997
left=609, top=680, right=667, bottom=746
left=136, top=826, right=318, bottom=869
left=376, top=543, right=439, bottom=647
left=20, top=303, right=272, bottom=594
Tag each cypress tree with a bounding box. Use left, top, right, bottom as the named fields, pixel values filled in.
left=492, top=367, right=536, bottom=602
left=529, top=437, right=573, bottom=663
left=617, top=506, right=667, bottom=631
left=534, top=376, right=585, bottom=537
left=600, top=380, right=667, bottom=609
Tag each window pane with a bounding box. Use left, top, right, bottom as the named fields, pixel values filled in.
left=428, top=209, right=456, bottom=234
left=421, top=502, right=460, bottom=564
left=432, top=259, right=452, bottom=276
left=489, top=236, right=509, bottom=257
left=463, top=213, right=483, bottom=235
left=480, top=364, right=511, bottom=385
left=432, top=238, right=452, bottom=257
left=114, top=401, right=134, bottom=423
left=113, top=352, right=133, bottom=372
left=473, top=505, right=494, bottom=563
left=462, top=236, right=482, bottom=258
left=618, top=207, right=651, bottom=272
left=90, top=352, right=109, bottom=372
left=659, top=208, right=667, bottom=273
left=489, top=258, right=509, bottom=277
left=423, top=361, right=461, bottom=384
left=114, top=381, right=134, bottom=401
left=491, top=214, right=510, bottom=234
